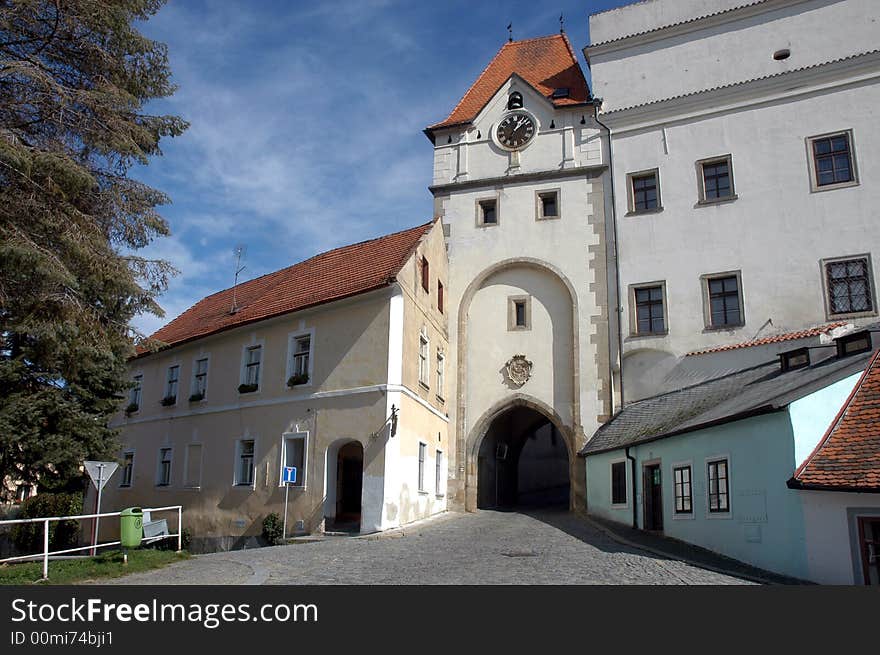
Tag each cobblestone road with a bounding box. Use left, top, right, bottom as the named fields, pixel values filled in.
left=102, top=509, right=753, bottom=585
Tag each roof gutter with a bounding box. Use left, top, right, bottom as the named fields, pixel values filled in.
left=626, top=446, right=638, bottom=529
left=786, top=478, right=880, bottom=494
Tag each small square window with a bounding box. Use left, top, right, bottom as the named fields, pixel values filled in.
left=536, top=189, right=560, bottom=220
left=477, top=198, right=498, bottom=226
left=836, top=331, right=872, bottom=358
left=508, top=296, right=531, bottom=331
left=628, top=170, right=661, bottom=213
left=632, top=283, right=666, bottom=335
left=780, top=348, right=810, bottom=371
left=702, top=272, right=744, bottom=329
left=823, top=256, right=875, bottom=318
left=808, top=131, right=858, bottom=191
left=697, top=155, right=736, bottom=203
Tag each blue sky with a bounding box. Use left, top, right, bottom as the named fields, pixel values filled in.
left=132, top=0, right=631, bottom=335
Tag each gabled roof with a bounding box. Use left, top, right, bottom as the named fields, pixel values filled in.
left=137, top=220, right=436, bottom=357
left=790, top=350, right=880, bottom=492
left=580, top=348, right=874, bottom=457
left=686, top=322, right=848, bottom=356
left=426, top=34, right=590, bottom=135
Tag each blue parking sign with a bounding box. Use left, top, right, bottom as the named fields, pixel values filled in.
left=283, top=466, right=297, bottom=484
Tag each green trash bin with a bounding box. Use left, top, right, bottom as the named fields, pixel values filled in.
left=120, top=507, right=143, bottom=549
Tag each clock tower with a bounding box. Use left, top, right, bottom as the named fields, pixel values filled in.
left=425, top=33, right=617, bottom=512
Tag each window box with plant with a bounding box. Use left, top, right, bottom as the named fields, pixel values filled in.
left=287, top=373, right=309, bottom=387
left=238, top=383, right=258, bottom=394
left=160, top=396, right=176, bottom=407
left=188, top=392, right=205, bottom=402
left=124, top=402, right=139, bottom=415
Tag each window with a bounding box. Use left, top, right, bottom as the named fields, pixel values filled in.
left=235, top=439, right=255, bottom=487
left=824, top=256, right=874, bottom=317
left=289, top=334, right=311, bottom=385
left=281, top=432, right=307, bottom=488
left=809, top=131, right=856, bottom=190
left=837, top=331, right=872, bottom=358
left=703, top=273, right=743, bottom=328
left=633, top=284, right=666, bottom=335
left=120, top=451, right=134, bottom=488
left=437, top=281, right=444, bottom=314
left=707, top=459, right=730, bottom=513
left=611, top=461, right=627, bottom=505
left=192, top=358, right=208, bottom=399
left=780, top=348, right=810, bottom=372
left=129, top=375, right=142, bottom=408
left=418, top=442, right=426, bottom=492
left=435, top=450, right=444, bottom=496
left=421, top=257, right=430, bottom=292
left=536, top=189, right=560, bottom=220
left=628, top=170, right=661, bottom=212
left=673, top=466, right=692, bottom=514
left=244, top=345, right=261, bottom=387
left=184, top=444, right=202, bottom=488
left=164, top=365, right=179, bottom=402
left=418, top=330, right=429, bottom=388
left=698, top=155, right=735, bottom=202
left=477, top=198, right=498, bottom=226
left=436, top=351, right=445, bottom=400
left=508, top=295, right=531, bottom=331
left=157, top=447, right=172, bottom=487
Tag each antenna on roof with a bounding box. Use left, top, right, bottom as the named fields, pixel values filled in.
left=230, top=244, right=247, bottom=315
left=507, top=22, right=513, bottom=42
left=559, top=13, right=565, bottom=33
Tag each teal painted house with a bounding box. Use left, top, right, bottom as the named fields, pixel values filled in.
left=581, top=328, right=878, bottom=582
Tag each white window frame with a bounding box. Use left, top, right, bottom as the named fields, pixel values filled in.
left=280, top=432, right=309, bottom=489
left=671, top=460, right=695, bottom=520
left=233, top=438, right=257, bottom=488
left=610, top=458, right=629, bottom=508
left=436, top=350, right=445, bottom=401
left=183, top=443, right=203, bottom=489
left=190, top=355, right=210, bottom=401
left=418, top=441, right=427, bottom=493
left=435, top=449, right=444, bottom=498
left=156, top=446, right=173, bottom=487
left=418, top=329, right=430, bottom=389
left=285, top=328, right=315, bottom=389
left=705, top=455, right=732, bottom=519
left=119, top=450, right=135, bottom=488
left=239, top=339, right=265, bottom=392
left=164, top=364, right=180, bottom=404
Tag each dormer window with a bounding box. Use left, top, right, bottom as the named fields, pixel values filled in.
left=837, top=331, right=872, bottom=358
left=780, top=348, right=810, bottom=372
left=507, top=92, right=523, bottom=110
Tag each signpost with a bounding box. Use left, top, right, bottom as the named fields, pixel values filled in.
left=282, top=466, right=297, bottom=540
left=84, top=461, right=118, bottom=556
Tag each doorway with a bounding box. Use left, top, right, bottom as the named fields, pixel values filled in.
left=858, top=517, right=880, bottom=585
left=329, top=441, right=363, bottom=532
left=643, top=463, right=663, bottom=531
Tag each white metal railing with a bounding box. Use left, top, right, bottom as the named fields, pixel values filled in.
left=0, top=505, right=183, bottom=580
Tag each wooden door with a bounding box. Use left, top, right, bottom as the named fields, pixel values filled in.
left=643, top=464, right=663, bottom=531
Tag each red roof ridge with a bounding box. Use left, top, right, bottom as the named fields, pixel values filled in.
left=791, top=349, right=880, bottom=489
left=686, top=322, right=849, bottom=357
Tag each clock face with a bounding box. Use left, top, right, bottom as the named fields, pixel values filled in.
left=495, top=111, right=536, bottom=150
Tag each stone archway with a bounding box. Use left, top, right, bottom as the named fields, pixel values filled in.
left=324, top=439, right=363, bottom=533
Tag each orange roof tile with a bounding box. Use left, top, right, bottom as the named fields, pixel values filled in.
left=427, top=34, right=590, bottom=133
left=137, top=220, right=435, bottom=356
left=686, top=322, right=849, bottom=357
left=792, top=349, right=880, bottom=491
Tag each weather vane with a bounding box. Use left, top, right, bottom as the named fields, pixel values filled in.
left=507, top=22, right=513, bottom=42
left=560, top=13, right=565, bottom=33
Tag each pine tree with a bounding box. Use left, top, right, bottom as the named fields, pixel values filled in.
left=0, top=0, right=187, bottom=495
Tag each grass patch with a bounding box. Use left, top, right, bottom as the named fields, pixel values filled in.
left=0, top=549, right=190, bottom=585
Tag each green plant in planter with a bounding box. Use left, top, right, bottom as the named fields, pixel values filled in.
left=287, top=373, right=309, bottom=387
left=124, top=402, right=139, bottom=415
left=238, top=383, right=258, bottom=394
left=188, top=392, right=204, bottom=402
left=262, top=513, right=283, bottom=545
left=160, top=395, right=176, bottom=406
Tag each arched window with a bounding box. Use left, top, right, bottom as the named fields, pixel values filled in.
left=507, top=92, right=523, bottom=110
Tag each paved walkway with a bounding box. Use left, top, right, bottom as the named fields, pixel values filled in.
left=98, top=510, right=757, bottom=585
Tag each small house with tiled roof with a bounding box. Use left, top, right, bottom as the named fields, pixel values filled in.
left=100, top=220, right=450, bottom=549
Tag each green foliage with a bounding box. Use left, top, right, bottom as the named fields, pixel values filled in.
left=0, top=549, right=189, bottom=585
left=262, top=513, right=283, bottom=546
left=238, top=383, right=258, bottom=394
left=287, top=373, right=309, bottom=387
left=0, top=1, right=188, bottom=496
left=149, top=527, right=192, bottom=552
left=11, top=492, right=84, bottom=554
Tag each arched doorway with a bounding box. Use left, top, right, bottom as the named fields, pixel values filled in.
left=476, top=406, right=570, bottom=509
left=326, top=441, right=363, bottom=532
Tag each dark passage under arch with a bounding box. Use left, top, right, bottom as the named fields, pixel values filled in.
left=477, top=406, right=570, bottom=509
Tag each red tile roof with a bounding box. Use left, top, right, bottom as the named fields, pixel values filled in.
left=427, top=34, right=590, bottom=133
left=792, top=349, right=880, bottom=491
left=137, top=221, right=435, bottom=356
left=686, top=322, right=849, bottom=357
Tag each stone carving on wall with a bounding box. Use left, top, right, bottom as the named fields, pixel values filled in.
left=505, top=354, right=533, bottom=388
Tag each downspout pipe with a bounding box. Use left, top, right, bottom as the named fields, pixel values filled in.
left=625, top=446, right=637, bottom=529
left=591, top=97, right=625, bottom=410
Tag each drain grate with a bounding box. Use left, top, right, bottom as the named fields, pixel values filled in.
left=501, top=550, right=538, bottom=558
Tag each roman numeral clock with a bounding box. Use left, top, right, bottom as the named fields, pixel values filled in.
left=494, top=111, right=536, bottom=150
